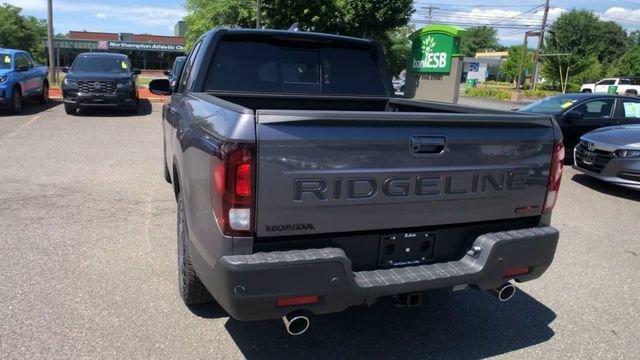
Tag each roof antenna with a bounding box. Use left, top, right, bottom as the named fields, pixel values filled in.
left=288, top=22, right=300, bottom=32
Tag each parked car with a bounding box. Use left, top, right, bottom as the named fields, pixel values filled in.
left=0, top=48, right=49, bottom=113
left=61, top=52, right=140, bottom=115
left=519, top=93, right=640, bottom=158
left=164, top=56, right=186, bottom=91
left=574, top=125, right=640, bottom=190
left=580, top=77, right=640, bottom=96
left=149, top=28, right=562, bottom=335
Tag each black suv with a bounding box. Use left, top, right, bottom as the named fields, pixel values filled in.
left=62, top=52, right=140, bottom=114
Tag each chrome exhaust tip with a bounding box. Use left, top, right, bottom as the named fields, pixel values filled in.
left=282, top=312, right=310, bottom=336
left=490, top=283, right=516, bottom=302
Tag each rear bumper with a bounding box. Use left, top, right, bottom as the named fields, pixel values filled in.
left=204, top=227, right=559, bottom=321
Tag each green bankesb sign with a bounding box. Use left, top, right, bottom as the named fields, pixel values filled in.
left=410, top=25, right=464, bottom=75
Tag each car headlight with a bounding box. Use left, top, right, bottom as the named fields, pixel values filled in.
left=0, top=75, right=7, bottom=84
left=117, top=79, right=133, bottom=88
left=63, top=77, right=77, bottom=87
left=614, top=149, right=640, bottom=158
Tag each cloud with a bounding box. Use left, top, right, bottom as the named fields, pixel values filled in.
left=96, top=13, right=107, bottom=19
left=600, top=7, right=640, bottom=27
left=4, top=0, right=186, bottom=29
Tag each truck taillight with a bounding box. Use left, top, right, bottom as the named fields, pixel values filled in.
left=543, top=141, right=564, bottom=214
left=211, top=144, right=255, bottom=236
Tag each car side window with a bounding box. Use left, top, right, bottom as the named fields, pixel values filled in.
left=619, top=79, right=631, bottom=85
left=15, top=54, right=32, bottom=69
left=621, top=100, right=640, bottom=119
left=596, top=79, right=615, bottom=86
left=178, top=42, right=202, bottom=93
left=573, top=99, right=615, bottom=119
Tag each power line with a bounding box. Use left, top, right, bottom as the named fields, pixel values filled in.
left=489, top=4, right=544, bottom=25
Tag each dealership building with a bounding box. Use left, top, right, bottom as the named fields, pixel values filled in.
left=44, top=27, right=186, bottom=71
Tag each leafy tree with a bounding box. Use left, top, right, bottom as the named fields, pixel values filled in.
left=575, top=56, right=603, bottom=83
left=597, top=21, right=628, bottom=69
left=184, top=0, right=255, bottom=48
left=459, top=26, right=499, bottom=57
left=607, top=46, right=640, bottom=77
left=335, top=0, right=414, bottom=39
left=260, top=0, right=340, bottom=33
left=500, top=45, right=533, bottom=82
left=628, top=29, right=640, bottom=47
left=0, top=4, right=47, bottom=62
left=542, top=10, right=613, bottom=86
left=382, top=25, right=413, bottom=77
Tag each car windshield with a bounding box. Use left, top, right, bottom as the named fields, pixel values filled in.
left=72, top=55, right=130, bottom=73
left=0, top=53, right=11, bottom=70
left=519, top=95, right=582, bottom=114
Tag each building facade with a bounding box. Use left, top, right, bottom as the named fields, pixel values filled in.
left=44, top=30, right=186, bottom=71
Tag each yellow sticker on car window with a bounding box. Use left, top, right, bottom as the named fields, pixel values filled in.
left=3, top=55, right=10, bottom=63
left=560, top=101, right=573, bottom=109
left=121, top=61, right=128, bottom=69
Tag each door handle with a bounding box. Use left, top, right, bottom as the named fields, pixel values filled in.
left=410, top=135, right=447, bottom=155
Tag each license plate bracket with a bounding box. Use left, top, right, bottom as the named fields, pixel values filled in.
left=378, top=231, right=436, bottom=267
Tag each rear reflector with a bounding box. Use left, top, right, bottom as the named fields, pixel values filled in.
left=502, top=266, right=531, bottom=278
left=276, top=295, right=319, bottom=307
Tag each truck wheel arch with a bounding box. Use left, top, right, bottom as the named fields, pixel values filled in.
left=172, top=163, right=181, bottom=200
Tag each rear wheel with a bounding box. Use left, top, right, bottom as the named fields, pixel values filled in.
left=9, top=88, right=22, bottom=114
left=581, top=89, right=592, bottom=93
left=39, top=82, right=49, bottom=104
left=177, top=191, right=212, bottom=305
left=64, top=103, right=77, bottom=115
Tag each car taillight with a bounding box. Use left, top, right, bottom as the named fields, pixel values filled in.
left=211, top=143, right=255, bottom=236
left=543, top=141, right=564, bottom=214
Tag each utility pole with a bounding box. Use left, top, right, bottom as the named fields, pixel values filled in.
left=425, top=5, right=438, bottom=25
left=256, top=0, right=261, bottom=29
left=47, top=0, right=56, bottom=84
left=517, top=33, right=529, bottom=92
left=532, top=0, right=550, bottom=90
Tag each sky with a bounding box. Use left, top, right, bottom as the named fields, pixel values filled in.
left=5, top=0, right=640, bottom=45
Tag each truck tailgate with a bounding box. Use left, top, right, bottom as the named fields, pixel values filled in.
left=255, top=110, right=556, bottom=237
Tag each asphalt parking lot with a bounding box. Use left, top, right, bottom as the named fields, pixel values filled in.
left=1, top=101, right=639, bottom=359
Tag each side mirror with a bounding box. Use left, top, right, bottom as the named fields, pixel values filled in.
left=565, top=110, right=583, bottom=123
left=164, top=70, right=171, bottom=76
left=16, top=65, right=29, bottom=72
left=61, top=67, right=69, bottom=73
left=132, top=69, right=141, bottom=75
left=149, top=78, right=172, bottom=96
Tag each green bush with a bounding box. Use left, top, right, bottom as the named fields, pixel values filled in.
left=523, top=89, right=559, bottom=98
left=484, top=80, right=513, bottom=87
left=465, top=87, right=512, bottom=100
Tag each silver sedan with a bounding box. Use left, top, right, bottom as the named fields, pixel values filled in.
left=574, top=125, right=640, bottom=190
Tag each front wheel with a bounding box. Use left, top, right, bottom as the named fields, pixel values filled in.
left=64, top=103, right=77, bottom=115
left=9, top=89, right=22, bottom=114
left=177, top=192, right=213, bottom=305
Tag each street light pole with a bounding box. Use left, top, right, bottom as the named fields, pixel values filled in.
left=47, top=0, right=56, bottom=84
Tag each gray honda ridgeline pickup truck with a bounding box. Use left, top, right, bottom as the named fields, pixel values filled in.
left=149, top=28, right=564, bottom=335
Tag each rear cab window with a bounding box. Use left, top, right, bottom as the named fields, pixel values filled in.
left=203, top=34, right=386, bottom=96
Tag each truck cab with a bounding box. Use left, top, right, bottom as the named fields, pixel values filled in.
left=0, top=48, right=49, bottom=113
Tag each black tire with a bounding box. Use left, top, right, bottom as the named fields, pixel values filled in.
left=39, top=82, right=49, bottom=104
left=581, top=89, right=592, bottom=93
left=164, top=159, right=172, bottom=184
left=177, top=192, right=212, bottom=305
left=625, top=91, right=638, bottom=97
left=126, top=99, right=139, bottom=115
left=9, top=88, right=22, bottom=114
left=64, top=104, right=77, bottom=115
